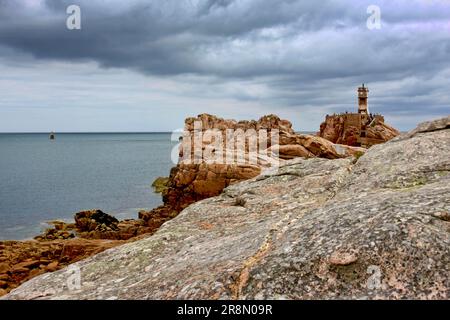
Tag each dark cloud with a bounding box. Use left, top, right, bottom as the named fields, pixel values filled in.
left=0, top=0, right=449, bottom=131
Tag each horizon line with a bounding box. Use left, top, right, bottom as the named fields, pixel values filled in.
left=0, top=130, right=319, bottom=134
left=0, top=131, right=174, bottom=134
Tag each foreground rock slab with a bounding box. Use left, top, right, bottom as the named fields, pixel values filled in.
left=5, top=116, right=449, bottom=300
left=162, top=113, right=365, bottom=213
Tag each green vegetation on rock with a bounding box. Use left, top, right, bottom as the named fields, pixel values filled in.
left=151, top=177, right=169, bottom=194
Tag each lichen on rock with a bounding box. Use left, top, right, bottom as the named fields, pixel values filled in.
left=151, top=177, right=169, bottom=194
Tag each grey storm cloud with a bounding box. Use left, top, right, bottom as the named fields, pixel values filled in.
left=0, top=0, right=449, bottom=131
left=0, top=0, right=447, bottom=78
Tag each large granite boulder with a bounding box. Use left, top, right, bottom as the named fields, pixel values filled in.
left=34, top=210, right=156, bottom=243
left=158, top=114, right=365, bottom=213
left=74, top=210, right=119, bottom=232
left=318, top=114, right=399, bottom=146
left=4, top=116, right=449, bottom=300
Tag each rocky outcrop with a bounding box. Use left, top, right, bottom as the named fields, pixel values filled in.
left=278, top=132, right=366, bottom=159
left=155, top=114, right=365, bottom=214
left=0, top=238, right=122, bottom=296
left=151, top=177, right=169, bottom=194
left=35, top=210, right=154, bottom=241
left=400, top=115, right=450, bottom=139
left=6, top=116, right=449, bottom=300
left=319, top=114, right=400, bottom=146
left=162, top=163, right=262, bottom=212
left=74, top=210, right=119, bottom=233
left=74, top=210, right=154, bottom=240
left=366, top=119, right=399, bottom=142
left=0, top=208, right=165, bottom=296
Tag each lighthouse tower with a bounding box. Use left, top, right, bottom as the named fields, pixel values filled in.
left=357, top=84, right=369, bottom=120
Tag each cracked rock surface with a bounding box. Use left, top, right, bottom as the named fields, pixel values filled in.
left=4, top=116, right=449, bottom=300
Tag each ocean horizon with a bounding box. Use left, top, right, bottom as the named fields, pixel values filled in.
left=0, top=132, right=178, bottom=240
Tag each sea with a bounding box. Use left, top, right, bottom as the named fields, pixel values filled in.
left=0, top=133, right=177, bottom=240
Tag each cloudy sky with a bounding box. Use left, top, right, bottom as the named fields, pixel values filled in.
left=0, top=0, right=449, bottom=132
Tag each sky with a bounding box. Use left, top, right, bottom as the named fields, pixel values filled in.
left=0, top=0, right=449, bottom=132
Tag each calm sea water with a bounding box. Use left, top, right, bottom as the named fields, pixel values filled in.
left=0, top=133, right=176, bottom=240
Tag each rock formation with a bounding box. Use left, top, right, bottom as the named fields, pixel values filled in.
left=151, top=177, right=169, bottom=194
left=5, top=116, right=449, bottom=300
left=0, top=209, right=163, bottom=296
left=142, top=113, right=365, bottom=218
left=0, top=238, right=122, bottom=297
left=319, top=114, right=400, bottom=147
left=318, top=85, right=400, bottom=147
left=34, top=210, right=154, bottom=241
left=0, top=113, right=373, bottom=298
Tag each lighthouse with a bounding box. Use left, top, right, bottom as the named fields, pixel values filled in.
left=357, top=84, right=369, bottom=120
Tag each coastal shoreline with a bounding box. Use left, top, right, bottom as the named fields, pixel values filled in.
left=4, top=115, right=448, bottom=300
left=0, top=112, right=403, bottom=297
